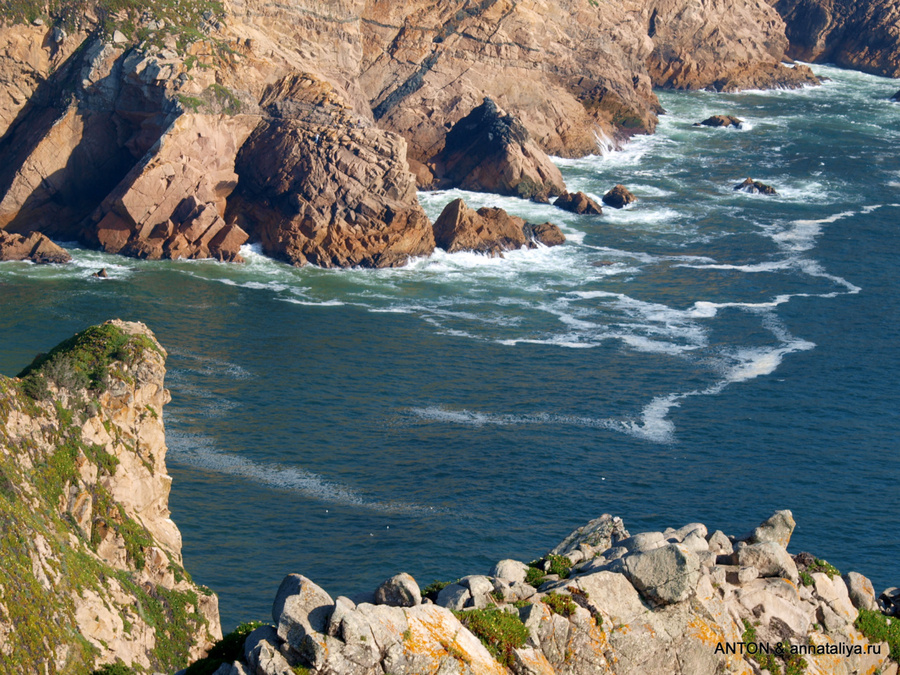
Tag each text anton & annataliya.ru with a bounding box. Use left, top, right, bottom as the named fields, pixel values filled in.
left=715, top=641, right=881, bottom=657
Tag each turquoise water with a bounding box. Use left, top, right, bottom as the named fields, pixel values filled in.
left=1, top=64, right=898, bottom=630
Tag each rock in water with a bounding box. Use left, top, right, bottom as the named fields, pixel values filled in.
left=433, top=199, right=563, bottom=256
left=734, top=177, right=778, bottom=195
left=554, top=191, right=603, bottom=215
left=694, top=115, right=744, bottom=128
left=0, top=230, right=71, bottom=263
left=602, top=185, right=638, bottom=209
left=892, top=90, right=900, bottom=102
left=431, top=98, right=566, bottom=202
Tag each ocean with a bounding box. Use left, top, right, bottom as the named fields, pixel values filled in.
left=0, top=63, right=897, bottom=630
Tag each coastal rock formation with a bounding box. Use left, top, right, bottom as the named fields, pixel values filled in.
left=554, top=191, right=603, bottom=216
left=187, top=511, right=897, bottom=675
left=0, top=230, right=71, bottom=263
left=695, top=115, right=745, bottom=128
left=602, top=185, right=638, bottom=209
left=430, top=98, right=566, bottom=202
left=735, top=177, right=778, bottom=194
left=647, top=0, right=820, bottom=90
left=0, top=321, right=221, bottom=672
left=770, top=0, right=900, bottom=77
left=433, top=199, right=564, bottom=257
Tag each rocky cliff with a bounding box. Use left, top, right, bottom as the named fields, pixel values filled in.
left=0, top=0, right=818, bottom=268
left=188, top=511, right=899, bottom=675
left=769, top=0, right=900, bottom=77
left=0, top=320, right=221, bottom=673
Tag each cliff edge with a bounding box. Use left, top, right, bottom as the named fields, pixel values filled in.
left=0, top=320, right=221, bottom=673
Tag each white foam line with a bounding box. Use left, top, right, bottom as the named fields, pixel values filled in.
left=166, top=429, right=440, bottom=515
left=279, top=298, right=347, bottom=307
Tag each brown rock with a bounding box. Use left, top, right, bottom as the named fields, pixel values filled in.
left=92, top=268, right=109, bottom=278
left=694, top=115, right=744, bottom=128
left=602, top=185, right=638, bottom=209
left=772, top=0, right=900, bottom=77
left=554, top=191, right=603, bottom=215
left=523, top=222, right=566, bottom=248
left=734, top=178, right=778, bottom=195
left=0, top=230, right=71, bottom=263
left=431, top=98, right=565, bottom=202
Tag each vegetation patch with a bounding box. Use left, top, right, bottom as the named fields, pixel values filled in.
left=856, top=608, right=900, bottom=661
left=422, top=580, right=453, bottom=602
left=453, top=608, right=528, bottom=668
left=184, top=621, right=267, bottom=675
left=541, top=592, right=577, bottom=618
left=741, top=620, right=807, bottom=675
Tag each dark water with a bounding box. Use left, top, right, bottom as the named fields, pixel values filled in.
left=1, top=64, right=898, bottom=630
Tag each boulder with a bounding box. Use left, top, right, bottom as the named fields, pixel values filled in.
left=433, top=199, right=562, bottom=256
left=707, top=531, right=734, bottom=556
left=734, top=178, right=777, bottom=195
left=273, top=574, right=334, bottom=651
left=693, top=115, right=743, bottom=128
left=844, top=571, right=878, bottom=611
left=0, top=231, right=71, bottom=264
left=749, top=510, right=796, bottom=548
left=491, top=559, right=529, bottom=584
left=554, top=191, right=603, bottom=215
left=893, top=90, right=900, bottom=102
left=619, top=543, right=701, bottom=606
left=435, top=583, right=471, bottom=610
left=602, top=185, right=637, bottom=209
left=244, top=625, right=292, bottom=675
left=736, top=542, right=800, bottom=583
left=374, top=573, right=421, bottom=608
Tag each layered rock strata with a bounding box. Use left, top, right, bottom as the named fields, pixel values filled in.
left=188, top=510, right=898, bottom=675
left=770, top=0, right=900, bottom=77
left=433, top=199, right=565, bottom=257
left=0, top=321, right=221, bottom=672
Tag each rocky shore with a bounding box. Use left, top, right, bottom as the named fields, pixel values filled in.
left=0, top=0, right=829, bottom=268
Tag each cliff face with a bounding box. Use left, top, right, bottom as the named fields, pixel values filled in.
left=0, top=0, right=817, bottom=268
left=191, top=512, right=898, bottom=675
left=769, top=0, right=900, bottom=77
left=0, top=320, right=221, bottom=673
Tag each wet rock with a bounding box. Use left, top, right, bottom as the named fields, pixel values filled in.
left=374, top=573, right=421, bottom=608
left=0, top=231, right=71, bottom=264
left=694, top=115, right=743, bottom=128
left=431, top=98, right=565, bottom=202
left=554, top=191, right=603, bottom=215
left=734, top=177, right=778, bottom=195
left=602, top=184, right=638, bottom=209
left=893, top=90, right=900, bottom=102
left=92, top=268, right=109, bottom=278
left=523, top=222, right=566, bottom=247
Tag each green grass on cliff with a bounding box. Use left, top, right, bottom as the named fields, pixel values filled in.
left=452, top=608, right=528, bottom=668
left=856, top=609, right=900, bottom=661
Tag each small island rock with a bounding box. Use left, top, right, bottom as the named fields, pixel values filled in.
left=694, top=115, right=744, bottom=128
left=554, top=191, right=603, bottom=215
left=602, top=184, right=637, bottom=209
left=734, top=177, right=777, bottom=195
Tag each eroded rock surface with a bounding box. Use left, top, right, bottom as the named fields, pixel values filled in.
left=602, top=185, right=637, bottom=209
left=0, top=230, right=70, bottom=263
left=554, top=191, right=603, bottom=216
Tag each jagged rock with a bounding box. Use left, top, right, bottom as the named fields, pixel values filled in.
left=431, top=98, right=565, bottom=202
left=554, top=191, right=603, bottom=215
left=551, top=514, right=629, bottom=557
left=772, top=0, right=900, bottom=77
left=707, top=530, right=734, bottom=556
left=736, top=542, right=800, bottom=583
left=229, top=112, right=434, bottom=268
left=618, top=543, right=701, bottom=606
left=432, top=199, right=562, bottom=257
left=749, top=509, right=796, bottom=547
left=273, top=573, right=334, bottom=651
left=374, top=572, right=421, bottom=608
left=694, top=115, right=744, bottom=128
left=0, top=231, right=71, bottom=263
left=92, top=268, right=109, bottom=278
left=844, top=571, right=879, bottom=611
left=602, top=184, right=637, bottom=209
left=244, top=625, right=292, bottom=675
left=734, top=177, right=778, bottom=195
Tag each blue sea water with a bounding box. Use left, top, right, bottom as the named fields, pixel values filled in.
left=0, top=63, right=898, bottom=630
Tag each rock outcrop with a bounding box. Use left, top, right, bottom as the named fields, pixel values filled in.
left=0, top=321, right=221, bottom=672
left=186, top=511, right=897, bottom=675
left=430, top=98, right=566, bottom=202
left=0, top=230, right=71, bottom=263
left=433, top=199, right=565, bottom=257
left=695, top=115, right=744, bottom=128
left=734, top=177, right=778, bottom=194
left=770, top=0, right=900, bottom=77
left=602, top=185, right=638, bottom=209
left=554, top=191, right=603, bottom=216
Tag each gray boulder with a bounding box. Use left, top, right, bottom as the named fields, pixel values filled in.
left=436, top=583, right=471, bottom=610
left=491, top=559, right=529, bottom=584
left=736, top=542, right=799, bottom=584
left=620, top=543, right=701, bottom=606
left=550, top=514, right=628, bottom=557
left=706, top=530, right=733, bottom=556
left=748, top=510, right=795, bottom=548
left=620, top=531, right=666, bottom=553
left=844, top=571, right=878, bottom=611
left=374, top=572, right=421, bottom=607
left=244, top=625, right=293, bottom=675
left=272, top=574, right=335, bottom=664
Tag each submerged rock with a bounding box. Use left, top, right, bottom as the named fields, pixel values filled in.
left=602, top=184, right=637, bottom=209
left=0, top=230, right=71, bottom=263
left=554, top=191, right=603, bottom=215
left=694, top=115, right=744, bottom=128
left=734, top=177, right=778, bottom=195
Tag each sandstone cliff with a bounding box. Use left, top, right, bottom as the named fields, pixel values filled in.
left=769, top=0, right=900, bottom=77
left=0, top=0, right=819, bottom=268
left=0, top=320, right=221, bottom=672
left=188, top=511, right=899, bottom=675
